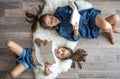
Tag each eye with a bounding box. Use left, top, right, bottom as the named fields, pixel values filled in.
left=62, top=49, right=65, bottom=52
left=48, top=16, right=51, bottom=24
left=50, top=17, right=52, bottom=24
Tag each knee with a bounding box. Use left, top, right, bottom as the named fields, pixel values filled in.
left=112, top=14, right=120, bottom=23
left=101, top=21, right=111, bottom=30
left=6, top=40, right=13, bottom=47
left=10, top=71, right=18, bottom=78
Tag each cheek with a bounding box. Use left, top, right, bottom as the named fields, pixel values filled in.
left=55, top=52, right=59, bottom=57
left=55, top=52, right=62, bottom=58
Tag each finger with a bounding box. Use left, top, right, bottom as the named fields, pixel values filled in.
left=43, top=41, right=48, bottom=45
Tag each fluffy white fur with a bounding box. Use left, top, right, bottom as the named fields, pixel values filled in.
left=33, top=0, right=92, bottom=79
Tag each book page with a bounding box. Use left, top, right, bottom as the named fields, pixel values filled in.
left=39, top=41, right=55, bottom=64
left=70, top=7, right=80, bottom=26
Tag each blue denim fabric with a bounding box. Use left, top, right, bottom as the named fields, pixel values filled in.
left=79, top=8, right=101, bottom=38
left=54, top=6, right=101, bottom=41
left=54, top=6, right=80, bottom=41
left=16, top=48, right=36, bottom=70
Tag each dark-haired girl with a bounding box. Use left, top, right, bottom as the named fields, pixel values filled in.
left=6, top=39, right=87, bottom=78
left=26, top=2, right=120, bottom=44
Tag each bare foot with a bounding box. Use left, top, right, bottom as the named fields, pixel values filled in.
left=111, top=37, right=116, bottom=44
left=113, top=27, right=120, bottom=33
left=102, top=32, right=116, bottom=44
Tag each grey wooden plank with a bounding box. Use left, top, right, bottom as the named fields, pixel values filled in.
left=0, top=9, right=4, bottom=17
left=23, top=2, right=44, bottom=10
left=75, top=34, right=120, bottom=49
left=4, top=9, right=25, bottom=17
left=0, top=32, right=32, bottom=38
left=0, top=0, right=120, bottom=79
left=86, top=54, right=117, bottom=63
left=0, top=2, right=22, bottom=9
left=87, top=0, right=120, bottom=2
left=23, top=0, right=42, bottom=2
left=0, top=54, right=16, bottom=71
left=0, top=70, right=34, bottom=79
left=0, top=0, right=23, bottom=2
left=83, top=63, right=120, bottom=70
left=56, top=78, right=78, bottom=79
left=0, top=71, right=12, bottom=79
left=0, top=24, right=31, bottom=32
left=116, top=55, right=120, bottom=62
left=0, top=17, right=5, bottom=24
left=57, top=72, right=79, bottom=79
left=0, top=17, right=29, bottom=26
left=78, top=71, right=120, bottom=78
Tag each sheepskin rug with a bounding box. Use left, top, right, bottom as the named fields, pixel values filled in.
left=33, top=0, right=92, bottom=79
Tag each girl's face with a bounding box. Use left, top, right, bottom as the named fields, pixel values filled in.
left=44, top=15, right=60, bottom=28
left=55, top=47, right=70, bottom=59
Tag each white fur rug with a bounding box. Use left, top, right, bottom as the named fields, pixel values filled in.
left=33, top=0, right=92, bottom=79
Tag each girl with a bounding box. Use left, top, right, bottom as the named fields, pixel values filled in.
left=6, top=39, right=87, bottom=78
left=26, top=2, right=120, bottom=44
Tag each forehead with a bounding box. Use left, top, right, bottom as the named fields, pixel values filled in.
left=44, top=15, right=50, bottom=24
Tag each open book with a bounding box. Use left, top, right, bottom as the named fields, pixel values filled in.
left=70, top=7, right=80, bottom=26
left=36, top=41, right=56, bottom=64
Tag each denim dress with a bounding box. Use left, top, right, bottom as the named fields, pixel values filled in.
left=54, top=5, right=101, bottom=41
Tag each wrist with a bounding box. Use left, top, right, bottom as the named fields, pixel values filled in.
left=74, top=29, right=79, bottom=36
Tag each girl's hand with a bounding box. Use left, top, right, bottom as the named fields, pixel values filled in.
left=73, top=22, right=79, bottom=36
left=45, top=62, right=51, bottom=67
left=35, top=39, right=48, bottom=46
left=42, top=40, right=48, bottom=45
left=44, top=62, right=52, bottom=76
left=73, top=22, right=79, bottom=30
left=69, top=1, right=76, bottom=9
left=35, top=38, right=42, bottom=47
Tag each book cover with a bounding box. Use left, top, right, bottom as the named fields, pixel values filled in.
left=70, top=7, right=80, bottom=26
left=39, top=41, right=56, bottom=64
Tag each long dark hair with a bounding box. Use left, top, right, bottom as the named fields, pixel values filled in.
left=61, top=47, right=88, bottom=69
left=38, top=14, right=52, bottom=29
left=25, top=4, right=45, bottom=33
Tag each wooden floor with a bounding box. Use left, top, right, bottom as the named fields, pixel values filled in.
left=0, top=0, right=120, bottom=79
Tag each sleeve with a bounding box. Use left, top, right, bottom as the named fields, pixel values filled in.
left=59, top=31, right=80, bottom=41
left=55, top=24, right=80, bottom=41
left=54, top=6, right=73, bottom=21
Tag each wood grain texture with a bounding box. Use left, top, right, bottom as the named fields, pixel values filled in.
left=0, top=0, right=120, bottom=79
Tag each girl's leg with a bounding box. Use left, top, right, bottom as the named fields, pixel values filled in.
left=105, top=14, right=120, bottom=33
left=6, top=40, right=23, bottom=56
left=95, top=14, right=115, bottom=44
left=10, top=64, right=26, bottom=78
